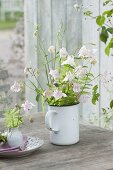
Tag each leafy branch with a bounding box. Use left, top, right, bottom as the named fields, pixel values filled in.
left=4, top=105, right=23, bottom=129
left=83, top=0, right=113, bottom=56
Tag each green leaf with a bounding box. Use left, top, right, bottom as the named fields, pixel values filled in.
left=0, top=133, right=7, bottom=143
left=102, top=108, right=107, bottom=114
left=92, top=93, right=100, bottom=105
left=84, top=10, right=93, bottom=17
left=36, top=94, right=40, bottom=102
left=41, top=95, right=45, bottom=113
left=105, top=38, right=113, bottom=56
left=92, top=85, right=100, bottom=105
left=35, top=88, right=40, bottom=102
left=35, top=88, right=40, bottom=94
left=107, top=27, right=113, bottom=34
left=93, top=85, right=98, bottom=92
left=100, top=26, right=109, bottom=44
left=4, top=106, right=23, bottom=128
left=103, top=9, right=113, bottom=17
left=103, top=0, right=112, bottom=6
left=47, top=95, right=79, bottom=107
left=86, top=73, right=94, bottom=77
left=96, top=15, right=105, bottom=26
left=29, top=80, right=37, bottom=89
left=110, top=100, right=113, bottom=109
left=105, top=44, right=110, bottom=56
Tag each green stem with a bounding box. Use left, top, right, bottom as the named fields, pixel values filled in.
left=29, top=68, right=43, bottom=91
left=44, top=54, right=52, bottom=84
left=54, top=47, right=56, bottom=69
left=90, top=74, right=101, bottom=83
left=41, top=96, right=45, bottom=113
left=37, top=34, right=51, bottom=81
left=79, top=64, right=92, bottom=97
left=45, top=54, right=50, bottom=73
left=23, top=82, right=35, bottom=91
left=44, top=55, right=59, bottom=65
left=45, top=64, right=49, bottom=85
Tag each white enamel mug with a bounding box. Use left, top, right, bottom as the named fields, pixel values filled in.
left=45, top=105, right=79, bottom=145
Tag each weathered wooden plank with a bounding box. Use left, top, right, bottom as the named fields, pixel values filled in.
left=37, top=0, right=51, bottom=111
left=66, top=0, right=82, bottom=52
left=1, top=113, right=113, bottom=169
left=82, top=0, right=100, bottom=124
left=24, top=0, right=38, bottom=113
left=99, top=0, right=113, bottom=127
left=66, top=0, right=82, bottom=120
left=51, top=0, right=66, bottom=47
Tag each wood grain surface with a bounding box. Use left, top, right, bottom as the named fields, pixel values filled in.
left=0, top=113, right=113, bottom=170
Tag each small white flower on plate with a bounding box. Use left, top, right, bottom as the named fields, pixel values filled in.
left=21, top=100, right=35, bottom=111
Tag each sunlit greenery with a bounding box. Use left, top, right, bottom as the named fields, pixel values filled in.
left=0, top=12, right=23, bottom=30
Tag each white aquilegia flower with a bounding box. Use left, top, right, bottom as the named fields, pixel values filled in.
left=74, top=3, right=80, bottom=11
left=73, top=83, right=81, bottom=93
left=75, top=66, right=87, bottom=77
left=78, top=46, right=97, bottom=59
left=24, top=67, right=28, bottom=74
left=60, top=47, right=68, bottom=58
left=75, top=66, right=82, bottom=73
left=62, top=55, right=75, bottom=67
left=78, top=46, right=90, bottom=59
left=21, top=100, right=35, bottom=111
left=24, top=67, right=30, bottom=76
left=49, top=69, right=60, bottom=79
left=79, top=68, right=87, bottom=76
left=10, top=81, right=21, bottom=92
left=48, top=45, right=55, bottom=53
left=90, top=58, right=97, bottom=65
left=52, top=90, right=67, bottom=100
left=43, top=90, right=52, bottom=98
left=102, top=71, right=110, bottom=83
left=63, top=71, right=74, bottom=82
left=89, top=49, right=97, bottom=58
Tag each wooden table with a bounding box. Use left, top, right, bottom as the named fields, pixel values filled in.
left=1, top=113, right=113, bottom=170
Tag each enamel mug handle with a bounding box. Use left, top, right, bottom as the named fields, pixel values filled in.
left=45, top=110, right=59, bottom=133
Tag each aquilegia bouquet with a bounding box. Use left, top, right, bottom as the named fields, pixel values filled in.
left=3, top=81, right=35, bottom=129
left=24, top=27, right=99, bottom=108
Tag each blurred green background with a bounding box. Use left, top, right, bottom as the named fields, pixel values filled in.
left=0, top=12, right=23, bottom=30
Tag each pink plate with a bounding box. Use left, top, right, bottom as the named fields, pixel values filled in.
left=0, top=136, right=27, bottom=153
left=0, top=136, right=44, bottom=158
